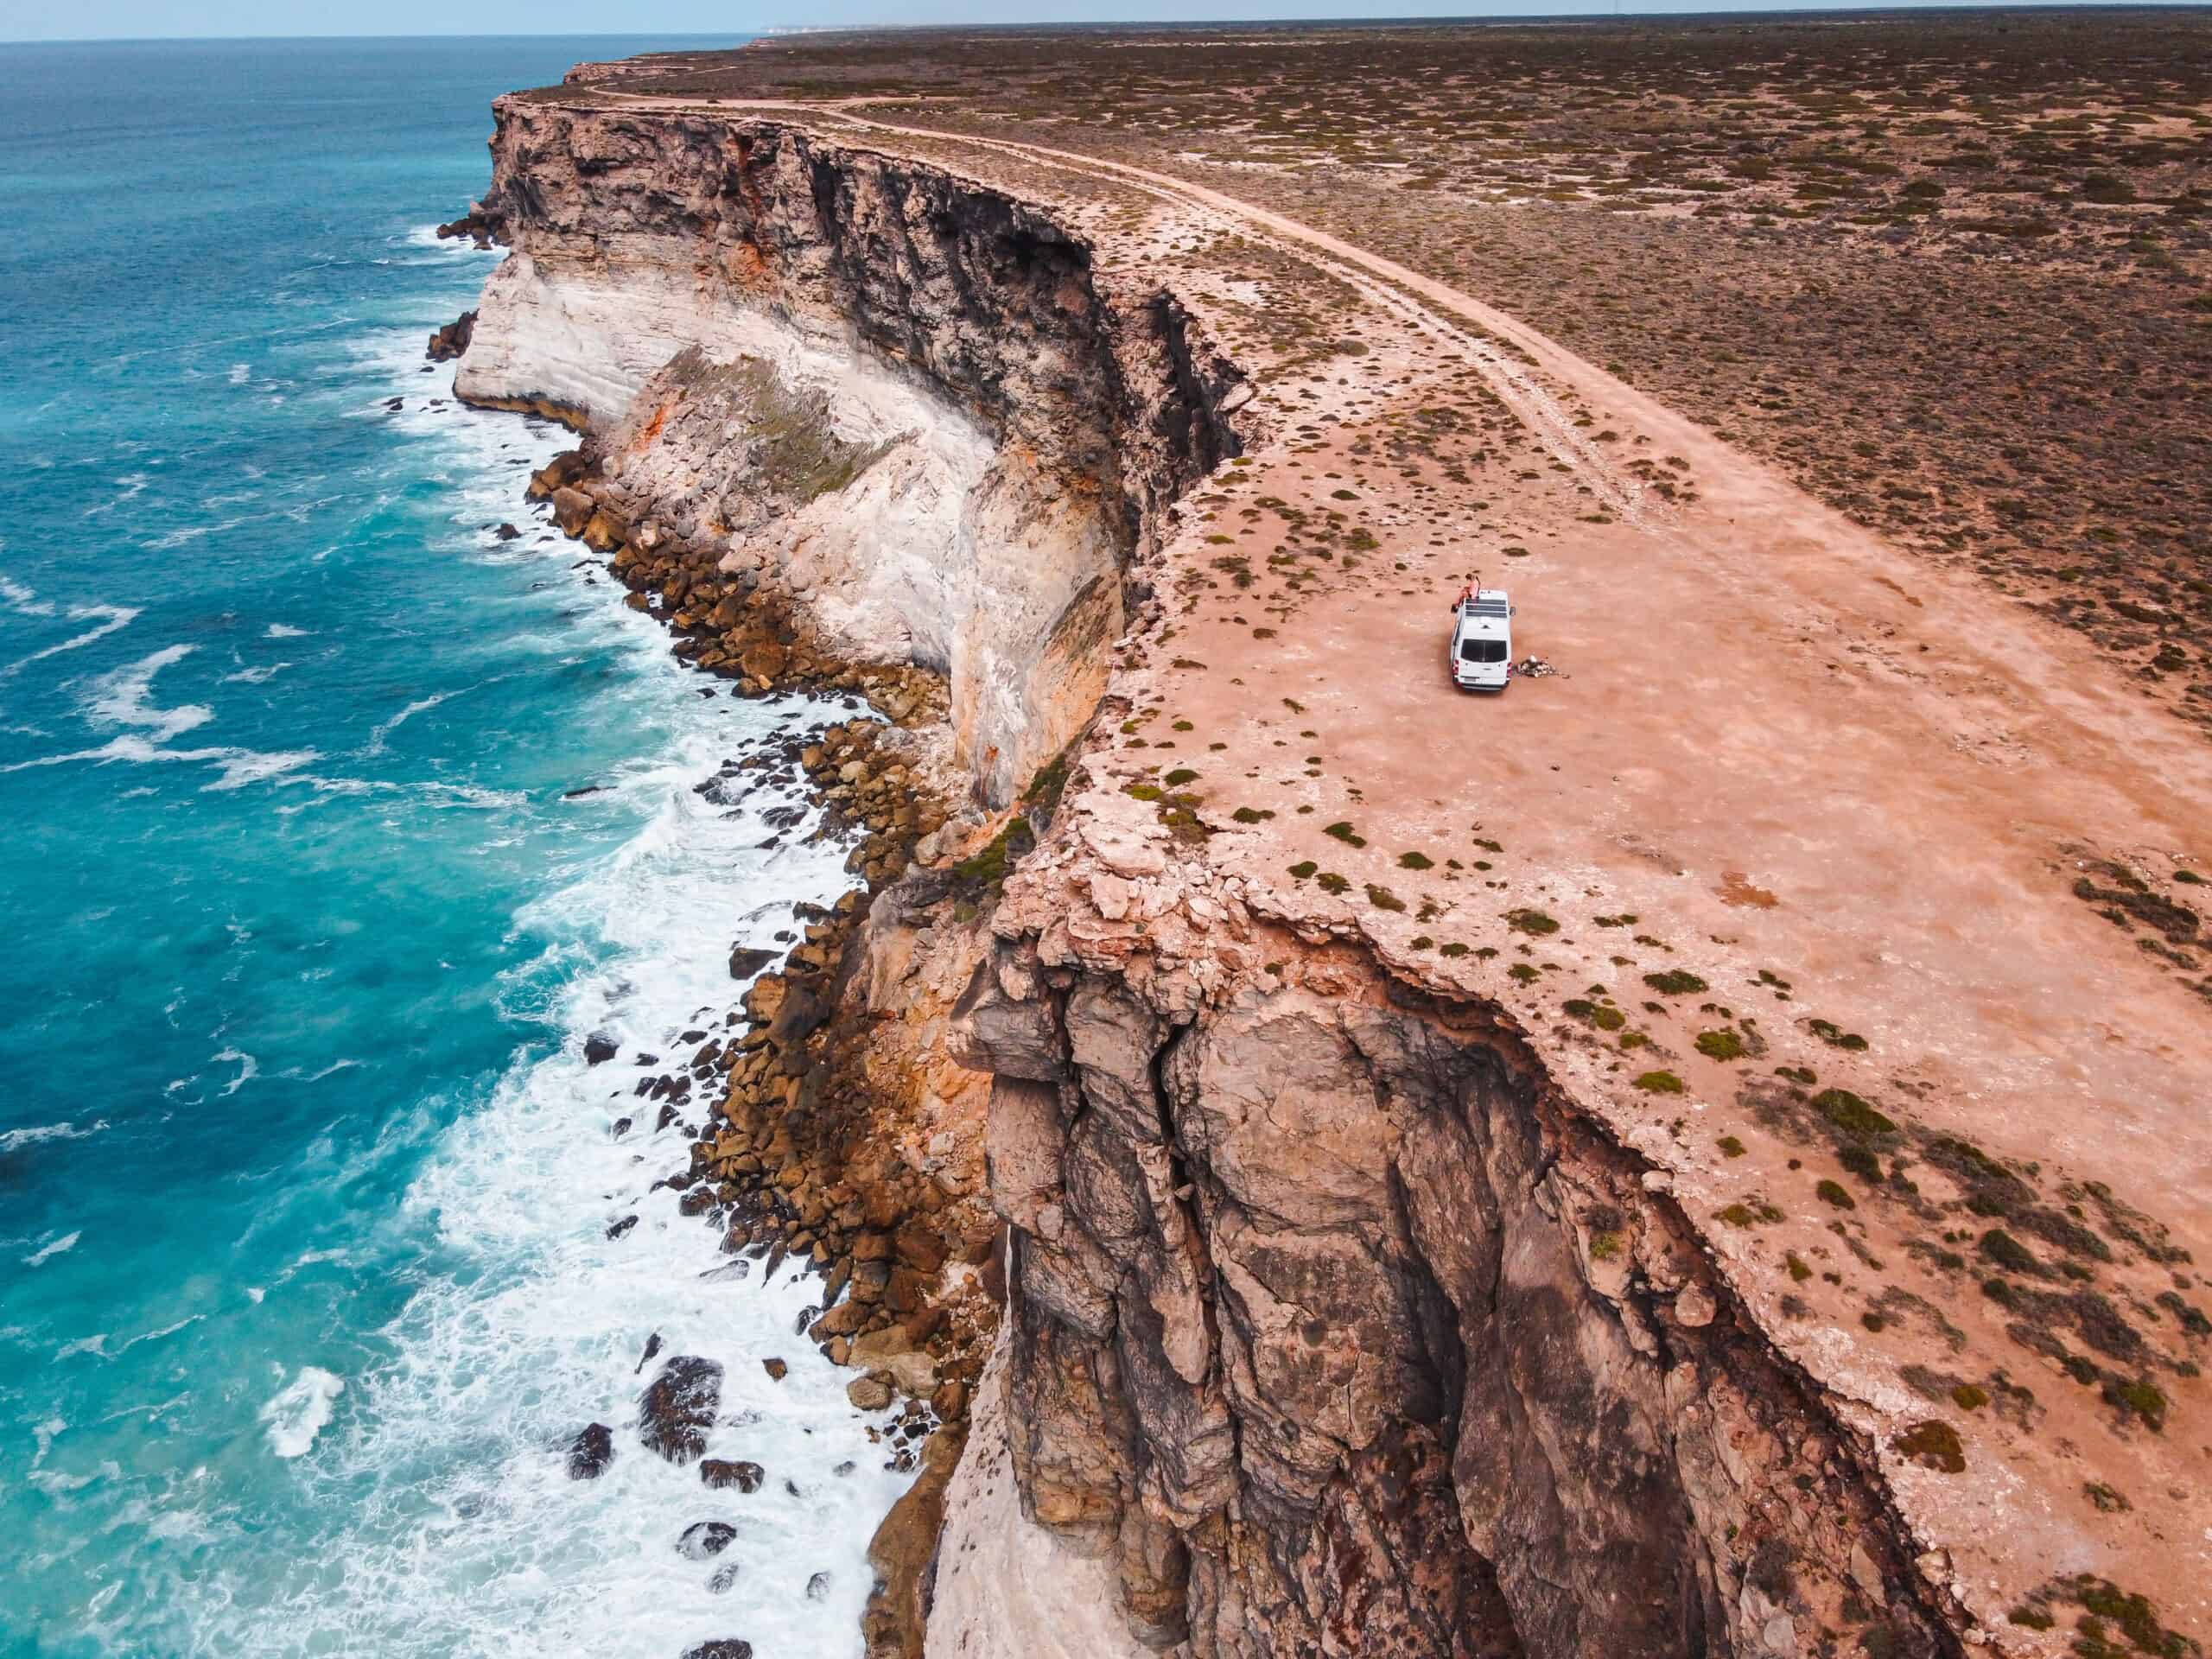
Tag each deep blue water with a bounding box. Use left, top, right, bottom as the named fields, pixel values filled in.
left=0, top=39, right=906, bottom=1657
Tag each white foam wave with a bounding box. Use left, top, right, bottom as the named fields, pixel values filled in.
left=115, top=1315, right=203, bottom=1356
left=181, top=731, right=906, bottom=1652
left=363, top=692, right=449, bottom=757
left=80, top=472, right=150, bottom=518
left=79, top=644, right=212, bottom=741
left=213, top=1047, right=259, bottom=1097
left=22, top=1230, right=81, bottom=1267
left=265, top=624, right=311, bottom=639
left=0, top=1118, right=107, bottom=1154
left=0, top=735, right=318, bottom=792
left=260, top=1367, right=346, bottom=1459
left=221, top=663, right=289, bottom=685
left=135, top=321, right=909, bottom=1658
left=278, top=1058, right=360, bottom=1083
left=204, top=749, right=318, bottom=791
left=0, top=642, right=325, bottom=791
left=194, top=671, right=894, bottom=1659
left=401, top=223, right=503, bottom=256
left=2, top=603, right=141, bottom=678
left=270, top=774, right=525, bottom=810
left=1, top=572, right=56, bottom=615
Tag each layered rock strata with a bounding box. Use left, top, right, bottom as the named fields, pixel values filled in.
left=449, top=93, right=1976, bottom=1659
left=458, top=104, right=1243, bottom=806
left=952, top=773, right=1962, bottom=1659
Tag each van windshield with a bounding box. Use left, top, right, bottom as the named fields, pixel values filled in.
left=1459, top=638, right=1508, bottom=664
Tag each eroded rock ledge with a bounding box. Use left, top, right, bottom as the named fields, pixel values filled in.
left=448, top=91, right=1969, bottom=1659
left=951, top=769, right=1964, bottom=1659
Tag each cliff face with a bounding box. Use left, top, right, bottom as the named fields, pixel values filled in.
left=949, top=781, right=1958, bottom=1659
left=457, top=100, right=1242, bottom=806
left=453, top=92, right=1969, bottom=1659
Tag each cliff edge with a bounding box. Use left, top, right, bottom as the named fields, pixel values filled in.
left=444, top=42, right=2212, bottom=1659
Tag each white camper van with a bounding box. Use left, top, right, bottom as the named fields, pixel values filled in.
left=1448, top=589, right=1514, bottom=692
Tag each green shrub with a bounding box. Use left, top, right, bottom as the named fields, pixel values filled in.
left=951, top=815, right=1037, bottom=894
left=1978, top=1229, right=2039, bottom=1274
left=1814, top=1089, right=1896, bottom=1139
left=1891, top=1421, right=1964, bottom=1472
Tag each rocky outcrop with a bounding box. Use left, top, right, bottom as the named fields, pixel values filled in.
left=453, top=102, right=1243, bottom=805
left=639, top=1355, right=723, bottom=1465
left=435, top=209, right=491, bottom=247
left=946, top=774, right=1965, bottom=1659
left=565, top=1421, right=614, bottom=1480
left=425, top=309, right=474, bottom=361
left=455, top=82, right=1973, bottom=1659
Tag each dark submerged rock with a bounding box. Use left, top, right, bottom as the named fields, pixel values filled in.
left=700, top=1458, right=763, bottom=1493
left=677, top=1520, right=738, bottom=1560
left=639, top=1355, right=722, bottom=1464
left=584, top=1033, right=619, bottom=1065
left=565, top=1422, right=614, bottom=1480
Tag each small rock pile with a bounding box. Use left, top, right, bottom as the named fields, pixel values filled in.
left=803, top=720, right=946, bottom=891
left=695, top=845, right=997, bottom=1448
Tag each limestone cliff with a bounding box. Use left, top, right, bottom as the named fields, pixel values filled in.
left=456, top=100, right=1242, bottom=806
left=450, top=89, right=1973, bottom=1659
left=950, top=776, right=1961, bottom=1659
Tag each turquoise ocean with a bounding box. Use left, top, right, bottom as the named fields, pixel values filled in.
left=0, top=37, right=909, bottom=1657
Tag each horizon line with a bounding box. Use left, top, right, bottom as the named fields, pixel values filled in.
left=7, top=0, right=2211, bottom=48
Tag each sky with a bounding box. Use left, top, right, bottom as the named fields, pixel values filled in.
left=0, top=0, right=2182, bottom=46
